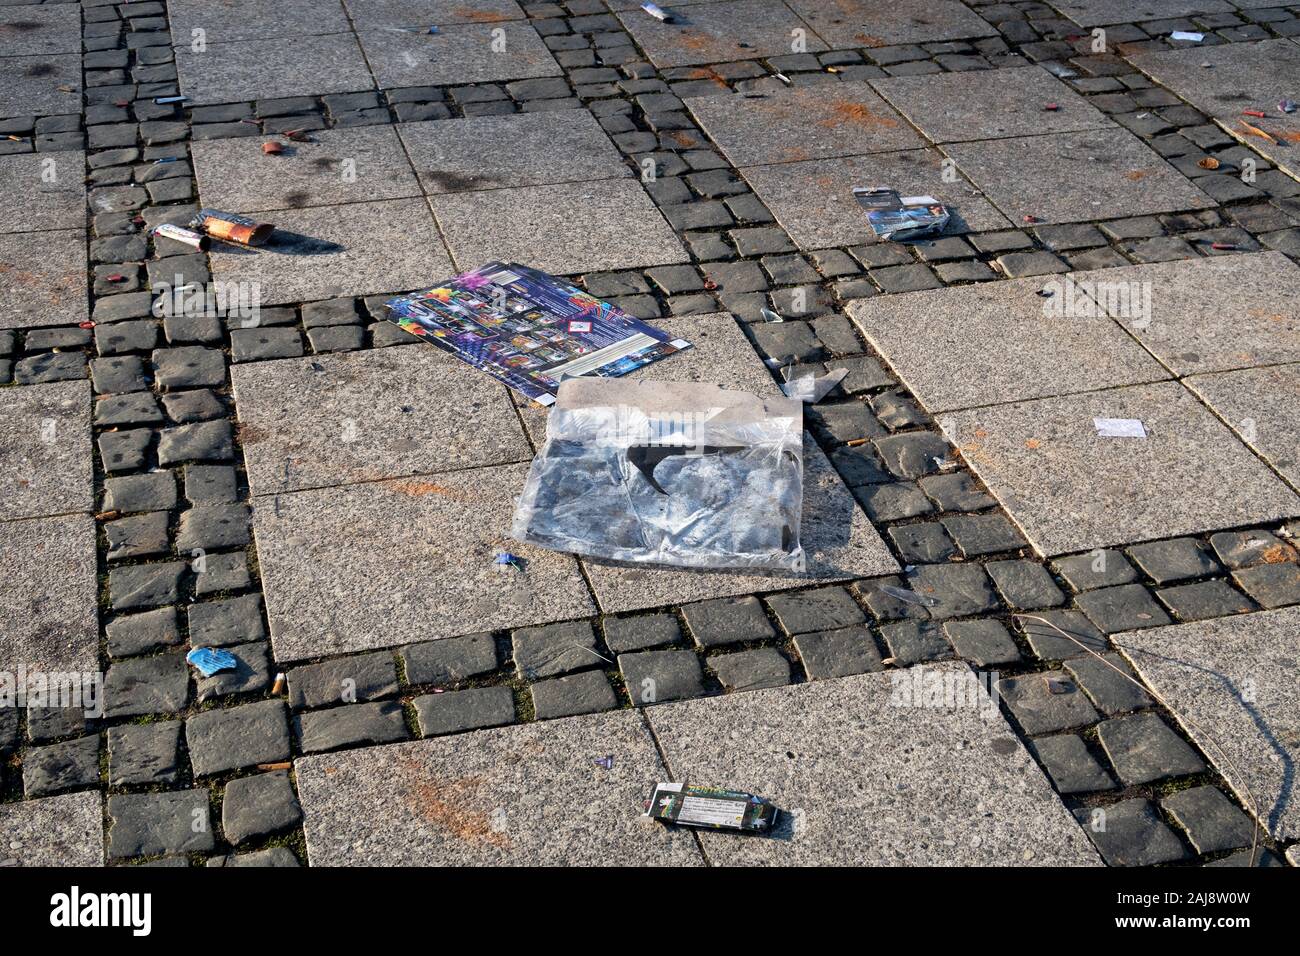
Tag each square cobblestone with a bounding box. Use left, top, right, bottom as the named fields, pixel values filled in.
left=937, top=382, right=1300, bottom=557
left=998, top=669, right=1100, bottom=736
left=253, top=463, right=595, bottom=661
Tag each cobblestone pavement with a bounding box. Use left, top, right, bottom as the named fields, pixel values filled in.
left=2, top=0, right=1299, bottom=868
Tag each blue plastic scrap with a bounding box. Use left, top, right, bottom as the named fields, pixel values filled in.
left=186, top=647, right=238, bottom=677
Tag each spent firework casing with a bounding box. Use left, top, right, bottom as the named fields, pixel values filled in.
left=191, top=208, right=275, bottom=247
left=153, top=223, right=211, bottom=251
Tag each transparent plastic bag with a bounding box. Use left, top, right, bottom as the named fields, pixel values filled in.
left=513, top=379, right=805, bottom=571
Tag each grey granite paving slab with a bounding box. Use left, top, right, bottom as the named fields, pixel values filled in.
left=871, top=66, right=1113, bottom=144
left=1055, top=0, right=1233, bottom=28
left=646, top=666, right=1099, bottom=865
left=684, top=82, right=924, bottom=168
left=1130, top=40, right=1300, bottom=177
left=937, top=381, right=1300, bottom=557
left=741, top=149, right=1009, bottom=250
left=606, top=0, right=730, bottom=7
left=0, top=379, right=92, bottom=520
left=0, top=514, right=98, bottom=673
left=358, top=21, right=560, bottom=88
left=231, top=345, right=530, bottom=497
left=0, top=791, right=103, bottom=867
left=0, top=150, right=85, bottom=234
left=583, top=439, right=900, bottom=613
left=1072, top=252, right=1300, bottom=376
left=399, top=110, right=629, bottom=195
left=0, top=229, right=87, bottom=329
left=0, top=4, right=80, bottom=57
left=785, top=0, right=996, bottom=47
left=514, top=312, right=782, bottom=444
left=167, top=0, right=351, bottom=44
left=253, top=463, right=595, bottom=662
left=344, top=0, right=525, bottom=28
left=1185, top=364, right=1300, bottom=491
left=616, top=0, right=825, bottom=68
left=175, top=34, right=374, bottom=106
left=208, top=198, right=453, bottom=306
left=944, top=128, right=1216, bottom=226
left=0, top=53, right=80, bottom=118
left=430, top=178, right=687, bottom=275
left=1115, top=605, right=1300, bottom=841
left=848, top=276, right=1170, bottom=413
left=295, top=709, right=703, bottom=865
left=191, top=127, right=420, bottom=213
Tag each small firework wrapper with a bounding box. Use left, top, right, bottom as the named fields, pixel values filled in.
left=191, top=208, right=275, bottom=247
left=186, top=647, right=238, bottom=677
left=641, top=2, right=672, bottom=21
left=645, top=782, right=777, bottom=833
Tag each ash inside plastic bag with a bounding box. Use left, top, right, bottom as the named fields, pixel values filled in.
left=513, top=379, right=805, bottom=571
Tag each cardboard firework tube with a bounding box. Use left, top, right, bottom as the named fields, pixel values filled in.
left=190, top=208, right=275, bottom=247
left=153, top=223, right=211, bottom=251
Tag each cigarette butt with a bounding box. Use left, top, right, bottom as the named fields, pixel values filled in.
left=272, top=672, right=287, bottom=694
left=257, top=762, right=292, bottom=771
left=845, top=438, right=870, bottom=447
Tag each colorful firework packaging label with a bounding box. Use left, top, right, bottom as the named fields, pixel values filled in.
left=645, top=782, right=778, bottom=833
left=384, top=262, right=691, bottom=405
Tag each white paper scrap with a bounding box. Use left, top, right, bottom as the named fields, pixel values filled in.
left=1094, top=417, right=1147, bottom=438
